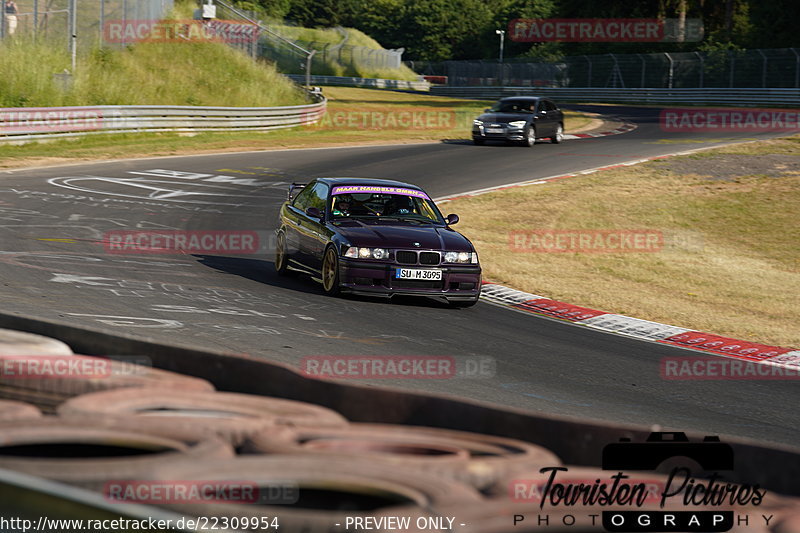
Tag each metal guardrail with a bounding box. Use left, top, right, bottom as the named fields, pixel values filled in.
left=287, top=74, right=430, bottom=91
left=430, top=86, right=800, bottom=106
left=0, top=96, right=326, bottom=144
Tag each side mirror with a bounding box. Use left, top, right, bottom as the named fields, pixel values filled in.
left=445, top=213, right=459, bottom=225
left=305, top=207, right=322, bottom=219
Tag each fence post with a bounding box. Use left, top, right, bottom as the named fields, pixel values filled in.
left=305, top=49, right=316, bottom=88
left=1, top=0, right=5, bottom=39
left=99, top=0, right=104, bottom=44
left=792, top=48, right=800, bottom=88
left=639, top=54, right=646, bottom=87
left=729, top=50, right=735, bottom=88
left=68, top=0, right=77, bottom=72
left=695, top=51, right=704, bottom=88
left=757, top=49, right=767, bottom=88
left=583, top=55, right=591, bottom=87
left=665, top=53, right=674, bottom=89
left=34, top=0, right=38, bottom=37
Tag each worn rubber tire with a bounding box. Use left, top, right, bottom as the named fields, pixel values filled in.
left=0, top=399, right=42, bottom=421
left=146, top=456, right=482, bottom=532
left=772, top=512, right=800, bottom=533
left=0, top=354, right=214, bottom=413
left=0, top=418, right=234, bottom=491
left=244, top=423, right=560, bottom=490
left=59, top=388, right=348, bottom=446
left=0, top=328, right=73, bottom=355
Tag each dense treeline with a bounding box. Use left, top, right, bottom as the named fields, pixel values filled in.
left=235, top=0, right=800, bottom=61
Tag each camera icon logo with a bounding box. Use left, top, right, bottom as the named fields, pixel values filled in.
left=602, top=431, right=734, bottom=471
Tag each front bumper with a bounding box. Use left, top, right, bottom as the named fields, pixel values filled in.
left=340, top=258, right=481, bottom=300
left=473, top=124, right=525, bottom=142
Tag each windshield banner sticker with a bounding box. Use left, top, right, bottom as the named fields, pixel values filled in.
left=331, top=185, right=430, bottom=200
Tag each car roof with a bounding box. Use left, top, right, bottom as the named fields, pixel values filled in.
left=315, top=177, right=425, bottom=191
left=499, top=96, right=542, bottom=102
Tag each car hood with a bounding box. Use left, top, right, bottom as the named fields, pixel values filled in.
left=476, top=112, right=532, bottom=124
left=334, top=220, right=472, bottom=251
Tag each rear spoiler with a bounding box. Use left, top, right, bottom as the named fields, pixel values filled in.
left=288, top=182, right=307, bottom=201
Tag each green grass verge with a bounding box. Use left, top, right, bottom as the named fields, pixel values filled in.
left=0, top=37, right=307, bottom=107
left=444, top=136, right=800, bottom=348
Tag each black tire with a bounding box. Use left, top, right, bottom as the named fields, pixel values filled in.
left=274, top=231, right=292, bottom=276
left=321, top=246, right=341, bottom=296
left=472, top=138, right=484, bottom=145
left=551, top=123, right=564, bottom=144
left=0, top=418, right=234, bottom=491
left=0, top=399, right=42, bottom=421
left=244, top=423, right=560, bottom=490
left=0, top=354, right=214, bottom=413
left=523, top=125, right=536, bottom=147
left=449, top=298, right=479, bottom=308
left=146, top=456, right=481, bottom=532
left=58, top=388, right=348, bottom=447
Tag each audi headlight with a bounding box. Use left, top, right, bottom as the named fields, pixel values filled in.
left=508, top=121, right=527, bottom=128
left=444, top=251, right=478, bottom=263
left=344, top=247, right=389, bottom=260
left=473, top=120, right=484, bottom=126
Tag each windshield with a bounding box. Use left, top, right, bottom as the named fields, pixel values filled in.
left=489, top=100, right=536, bottom=113
left=330, top=192, right=444, bottom=223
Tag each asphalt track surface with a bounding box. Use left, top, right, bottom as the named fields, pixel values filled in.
left=1, top=105, right=797, bottom=448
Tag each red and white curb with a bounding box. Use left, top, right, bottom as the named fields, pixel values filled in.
left=480, top=282, right=800, bottom=370
left=563, top=121, right=637, bottom=140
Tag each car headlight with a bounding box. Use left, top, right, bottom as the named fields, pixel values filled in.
left=508, top=121, right=527, bottom=128
left=344, top=247, right=388, bottom=260
left=473, top=120, right=483, bottom=126
left=444, top=251, right=478, bottom=263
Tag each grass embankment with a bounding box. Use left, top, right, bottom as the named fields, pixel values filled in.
left=0, top=38, right=306, bottom=107
left=0, top=86, right=591, bottom=168
left=269, top=24, right=420, bottom=80
left=445, top=137, right=800, bottom=348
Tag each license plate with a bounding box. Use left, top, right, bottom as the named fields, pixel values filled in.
left=485, top=128, right=504, bottom=134
left=395, top=268, right=442, bottom=280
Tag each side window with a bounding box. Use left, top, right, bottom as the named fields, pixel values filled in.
left=536, top=101, right=546, bottom=113
left=307, top=182, right=328, bottom=213
left=545, top=100, right=558, bottom=112
left=291, top=184, right=315, bottom=211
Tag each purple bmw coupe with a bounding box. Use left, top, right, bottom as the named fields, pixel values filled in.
left=275, top=178, right=481, bottom=307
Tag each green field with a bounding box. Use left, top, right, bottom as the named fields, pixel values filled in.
left=444, top=137, right=800, bottom=348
